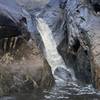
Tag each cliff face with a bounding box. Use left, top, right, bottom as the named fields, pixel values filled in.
left=0, top=41, right=54, bottom=94
left=0, top=0, right=54, bottom=95
left=64, top=0, right=100, bottom=88
left=35, top=0, right=100, bottom=89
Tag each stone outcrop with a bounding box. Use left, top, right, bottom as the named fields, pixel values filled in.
left=0, top=41, right=54, bottom=95
left=0, top=0, right=54, bottom=95
left=58, top=0, right=100, bottom=88
left=59, top=0, right=92, bottom=83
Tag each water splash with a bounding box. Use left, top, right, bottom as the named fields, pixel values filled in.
left=36, top=17, right=76, bottom=81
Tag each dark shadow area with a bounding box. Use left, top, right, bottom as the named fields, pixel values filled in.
left=0, top=15, right=30, bottom=53
left=93, top=3, right=100, bottom=13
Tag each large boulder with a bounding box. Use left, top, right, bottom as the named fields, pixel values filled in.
left=0, top=41, right=54, bottom=95
left=0, top=0, right=54, bottom=95
left=0, top=40, right=54, bottom=95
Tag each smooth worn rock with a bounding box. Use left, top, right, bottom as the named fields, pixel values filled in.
left=60, top=0, right=92, bottom=84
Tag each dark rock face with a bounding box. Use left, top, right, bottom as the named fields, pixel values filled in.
left=91, top=0, right=100, bottom=4
left=0, top=0, right=31, bottom=53
left=58, top=38, right=92, bottom=84
left=0, top=0, right=54, bottom=95
left=58, top=0, right=100, bottom=88
left=60, top=0, right=92, bottom=83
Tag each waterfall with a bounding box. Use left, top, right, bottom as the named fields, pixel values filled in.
left=36, top=17, right=76, bottom=81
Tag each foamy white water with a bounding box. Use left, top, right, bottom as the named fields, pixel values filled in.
left=36, top=17, right=76, bottom=81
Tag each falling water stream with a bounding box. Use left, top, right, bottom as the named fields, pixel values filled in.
left=36, top=17, right=76, bottom=82
left=1, top=15, right=100, bottom=100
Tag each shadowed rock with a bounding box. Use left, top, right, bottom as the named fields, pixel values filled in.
left=60, top=0, right=100, bottom=89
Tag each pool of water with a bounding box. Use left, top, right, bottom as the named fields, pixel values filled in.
left=1, top=80, right=100, bottom=100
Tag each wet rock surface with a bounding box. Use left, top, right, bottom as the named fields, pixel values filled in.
left=58, top=0, right=100, bottom=88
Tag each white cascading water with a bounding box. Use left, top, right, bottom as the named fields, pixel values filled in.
left=36, top=17, right=76, bottom=81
